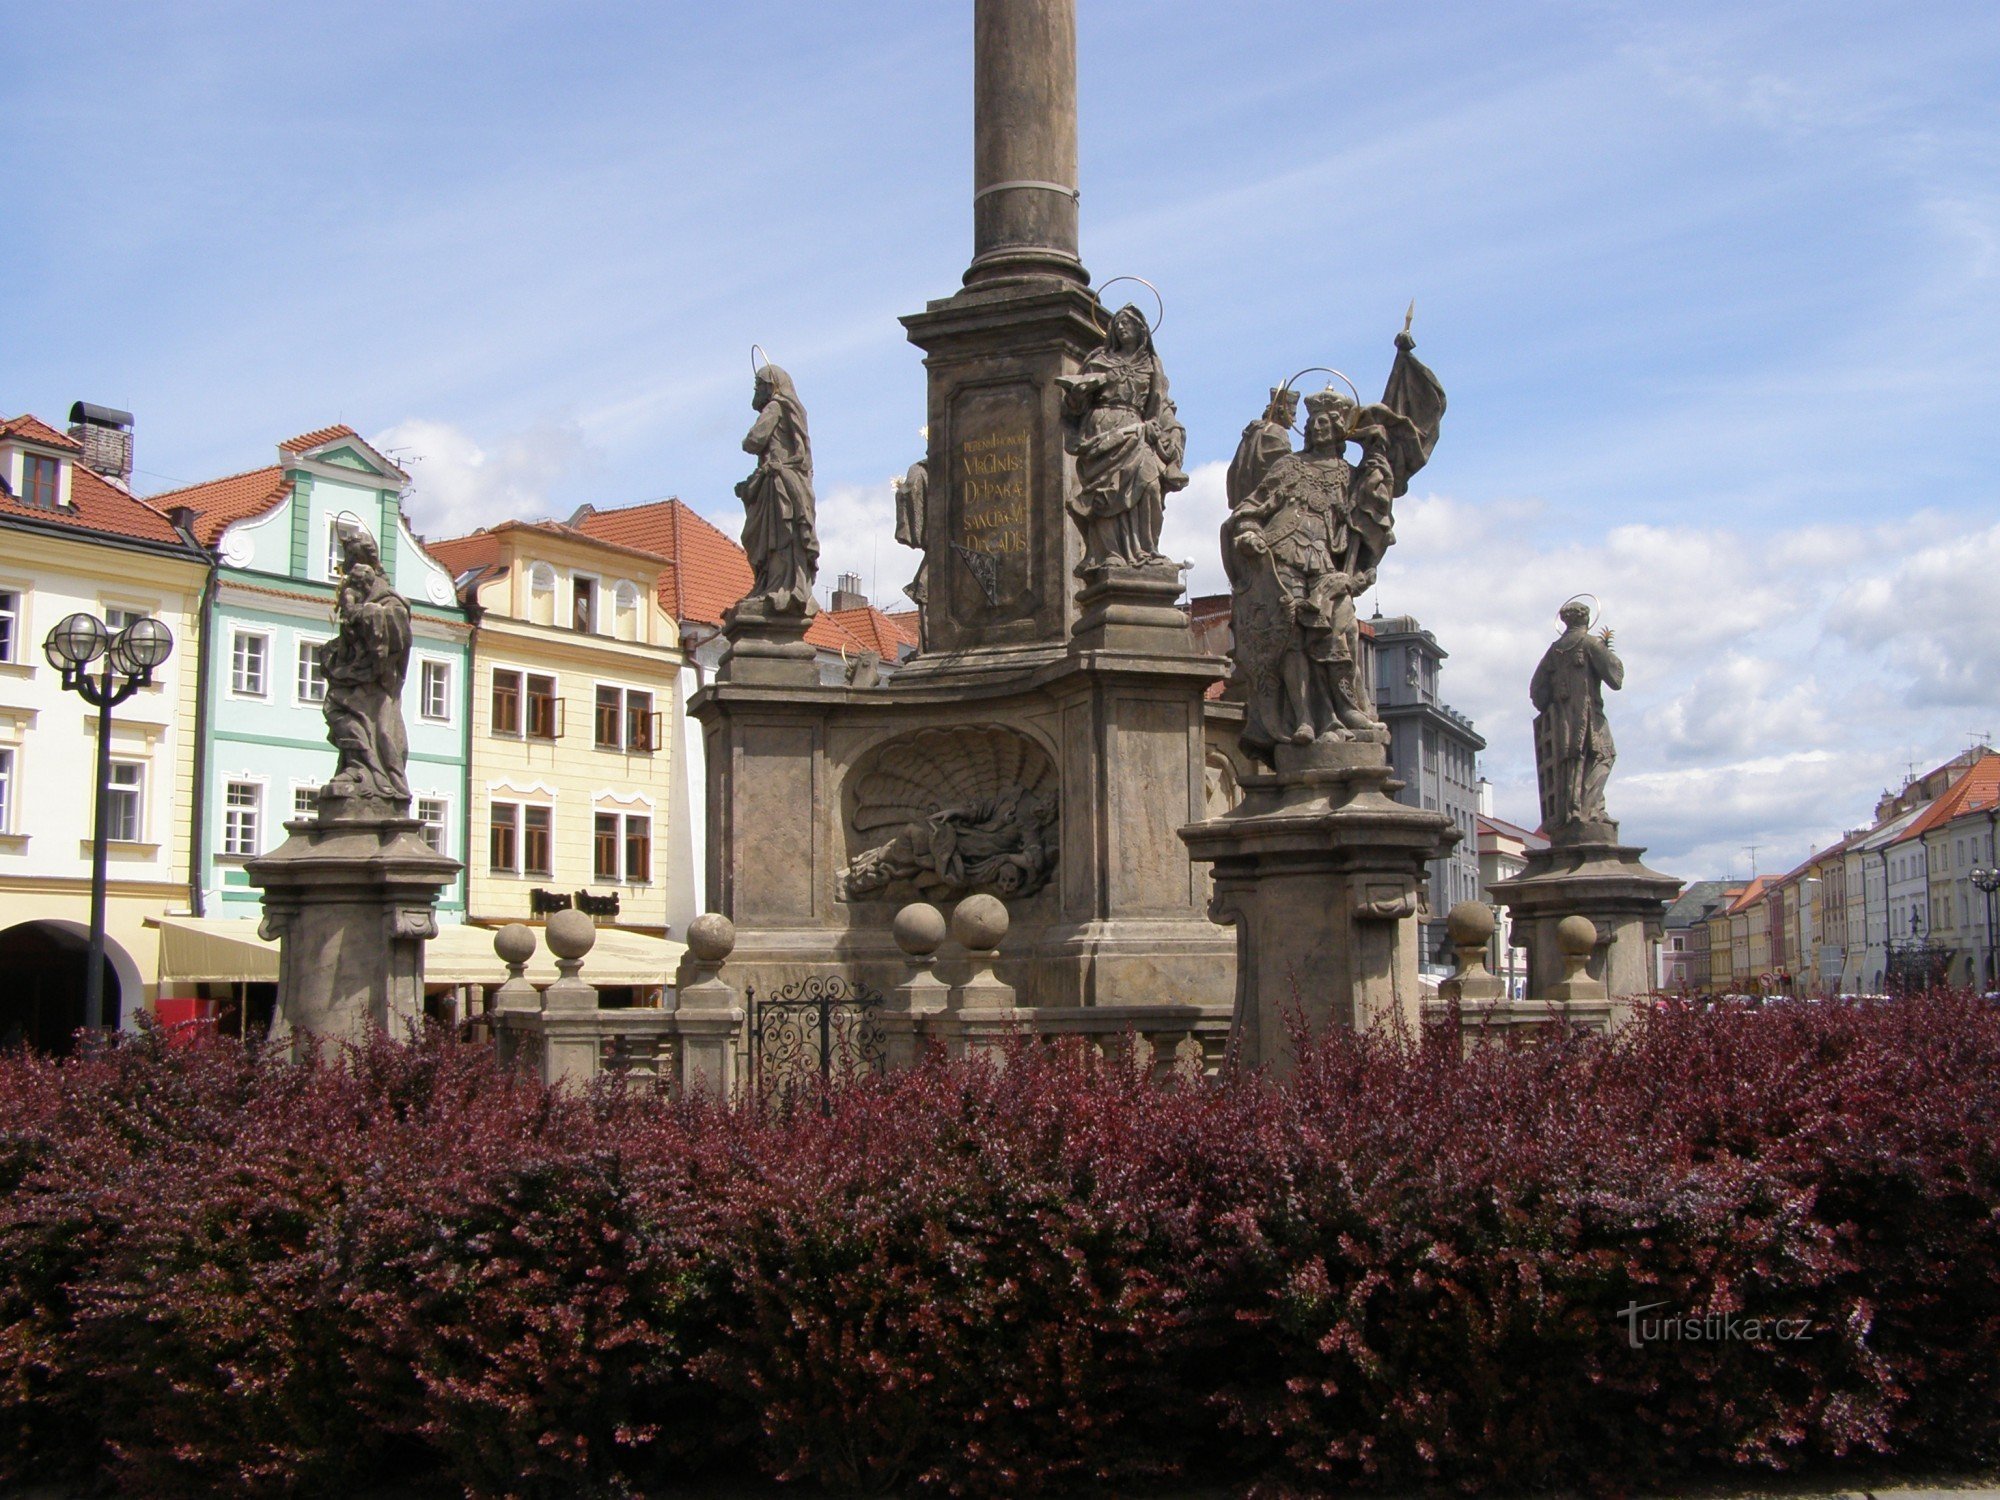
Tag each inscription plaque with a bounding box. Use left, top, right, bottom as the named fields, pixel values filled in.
left=946, top=385, right=1037, bottom=623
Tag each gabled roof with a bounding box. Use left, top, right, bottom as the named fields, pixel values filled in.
left=1477, top=812, right=1549, bottom=848
left=1724, top=877, right=1770, bottom=917
left=819, top=604, right=919, bottom=660
left=1664, top=879, right=1738, bottom=928
left=0, top=413, right=82, bottom=451
left=570, top=498, right=754, bottom=628
left=279, top=423, right=360, bottom=453
left=146, top=465, right=292, bottom=545
left=426, top=520, right=674, bottom=610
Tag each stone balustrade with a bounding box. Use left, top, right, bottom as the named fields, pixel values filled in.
left=1424, top=900, right=1616, bottom=1050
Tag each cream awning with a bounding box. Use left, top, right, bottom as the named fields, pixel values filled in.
left=153, top=917, right=684, bottom=988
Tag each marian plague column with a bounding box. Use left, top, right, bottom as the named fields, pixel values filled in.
left=693, top=0, right=1234, bottom=1018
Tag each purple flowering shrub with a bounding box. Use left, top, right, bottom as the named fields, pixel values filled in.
left=0, top=992, right=1993, bottom=1496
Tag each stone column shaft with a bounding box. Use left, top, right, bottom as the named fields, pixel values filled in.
left=969, top=0, right=1083, bottom=285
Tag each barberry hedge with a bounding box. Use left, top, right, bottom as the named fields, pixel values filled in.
left=0, top=992, right=1995, bottom=1497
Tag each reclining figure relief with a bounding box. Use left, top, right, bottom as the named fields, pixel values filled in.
left=839, top=727, right=1060, bottom=902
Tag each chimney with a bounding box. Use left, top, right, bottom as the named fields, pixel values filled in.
left=167, top=505, right=199, bottom=543
left=68, top=402, right=134, bottom=482
left=832, top=571, right=867, bottom=612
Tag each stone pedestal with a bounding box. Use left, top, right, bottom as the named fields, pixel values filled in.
left=538, top=909, right=602, bottom=1087
left=247, top=796, right=460, bottom=1052
left=1180, top=743, right=1453, bottom=1074
left=882, top=903, right=952, bottom=1068
left=669, top=912, right=745, bottom=1099
left=1071, top=562, right=1191, bottom=654
left=1491, top=824, right=1680, bottom=1008
left=717, top=604, right=817, bottom=686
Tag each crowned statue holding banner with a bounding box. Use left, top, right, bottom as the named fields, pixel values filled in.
left=1224, top=323, right=1445, bottom=765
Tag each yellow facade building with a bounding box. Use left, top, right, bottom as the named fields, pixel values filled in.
left=429, top=522, right=694, bottom=995
left=0, top=409, right=210, bottom=1043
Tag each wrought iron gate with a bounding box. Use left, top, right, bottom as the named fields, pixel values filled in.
left=747, top=975, right=885, bottom=1110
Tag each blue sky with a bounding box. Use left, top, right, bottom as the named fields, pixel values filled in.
left=7, top=1, right=1999, bottom=879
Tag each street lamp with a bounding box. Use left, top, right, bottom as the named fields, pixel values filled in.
left=43, top=611, right=174, bottom=1034
left=1972, top=864, right=2000, bottom=994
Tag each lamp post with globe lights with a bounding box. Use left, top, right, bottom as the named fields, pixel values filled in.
left=1971, top=863, right=2000, bottom=994
left=42, top=611, right=175, bottom=1033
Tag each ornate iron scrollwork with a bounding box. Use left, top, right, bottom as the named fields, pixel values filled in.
left=748, top=975, right=886, bottom=1113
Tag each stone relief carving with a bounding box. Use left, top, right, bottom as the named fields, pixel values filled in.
left=840, top=726, right=1059, bottom=902
left=733, top=363, right=820, bottom=618
left=1057, top=303, right=1187, bottom=576
left=1224, top=325, right=1445, bottom=766
left=1531, top=599, right=1623, bottom=836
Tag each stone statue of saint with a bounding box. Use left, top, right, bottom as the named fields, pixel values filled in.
left=1223, top=327, right=1445, bottom=764
left=734, top=363, right=820, bottom=616
left=317, top=532, right=412, bottom=804
left=894, top=455, right=929, bottom=606
left=1531, top=601, right=1623, bottom=834
left=1056, top=303, right=1187, bottom=574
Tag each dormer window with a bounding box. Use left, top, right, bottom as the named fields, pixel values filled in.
left=572, top=575, right=597, bottom=633
left=22, top=455, right=60, bottom=509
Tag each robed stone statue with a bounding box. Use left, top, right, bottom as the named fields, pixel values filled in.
left=1223, top=327, right=1445, bottom=764
left=1531, top=600, right=1623, bottom=834
left=1056, top=303, right=1188, bottom=574
left=318, top=531, right=412, bottom=804
left=894, top=455, right=929, bottom=607
left=735, top=363, right=820, bottom=616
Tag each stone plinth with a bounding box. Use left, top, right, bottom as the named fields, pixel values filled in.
left=1071, top=561, right=1191, bottom=655
left=717, top=604, right=817, bottom=686
left=693, top=640, right=1231, bottom=1014
left=248, top=797, right=460, bottom=1052
left=1490, top=824, right=1679, bottom=1012
left=668, top=912, right=745, bottom=1099
left=1180, top=743, right=1454, bottom=1074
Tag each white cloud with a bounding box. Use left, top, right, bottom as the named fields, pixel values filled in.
left=372, top=416, right=594, bottom=540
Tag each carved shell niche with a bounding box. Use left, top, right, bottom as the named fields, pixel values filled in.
left=847, top=725, right=1058, bottom=843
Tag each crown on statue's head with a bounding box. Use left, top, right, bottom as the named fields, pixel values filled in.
left=1303, top=388, right=1354, bottom=423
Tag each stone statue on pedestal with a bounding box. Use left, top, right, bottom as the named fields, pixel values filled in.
left=318, top=532, right=412, bottom=805
left=1223, top=328, right=1445, bottom=766
left=734, top=364, right=820, bottom=617
left=1531, top=601, right=1623, bottom=835
left=1057, top=303, right=1187, bottom=575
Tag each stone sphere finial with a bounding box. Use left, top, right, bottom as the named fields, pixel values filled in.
left=686, top=911, right=737, bottom=964
left=493, top=922, right=536, bottom=974
left=545, top=908, right=598, bottom=962
left=950, top=893, right=1009, bottom=953
left=1446, top=901, right=1496, bottom=947
left=1556, top=914, right=1599, bottom=958
left=893, top=901, right=947, bottom=958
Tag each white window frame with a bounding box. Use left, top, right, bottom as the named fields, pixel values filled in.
left=592, top=682, right=657, bottom=755
left=415, top=794, right=451, bottom=857
left=418, top=657, right=453, bottom=724
left=291, top=783, right=319, bottom=823
left=0, top=587, right=19, bottom=666
left=294, top=635, right=329, bottom=706
left=222, top=777, right=265, bottom=858
left=104, top=760, right=146, bottom=843
left=488, top=798, right=521, bottom=874
left=229, top=629, right=272, bottom=699
left=0, top=746, right=13, bottom=833
left=326, top=511, right=374, bottom=582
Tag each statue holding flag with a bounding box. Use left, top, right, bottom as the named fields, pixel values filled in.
left=1224, top=314, right=1445, bottom=763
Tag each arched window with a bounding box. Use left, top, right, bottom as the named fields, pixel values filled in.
left=613, top=581, right=642, bottom=641
left=326, top=512, right=373, bottom=580
left=527, top=563, right=557, bottom=626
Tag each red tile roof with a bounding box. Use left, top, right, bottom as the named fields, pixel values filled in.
left=1897, top=753, right=2000, bottom=843
left=279, top=423, right=361, bottom=453
left=821, top=604, right=919, bottom=660
left=0, top=438, right=191, bottom=548
left=1725, top=877, right=1770, bottom=917
left=0, top=413, right=82, bottom=451
left=425, top=521, right=674, bottom=607
left=423, top=530, right=505, bottom=579
left=146, top=465, right=292, bottom=545
left=571, top=499, right=754, bottom=628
